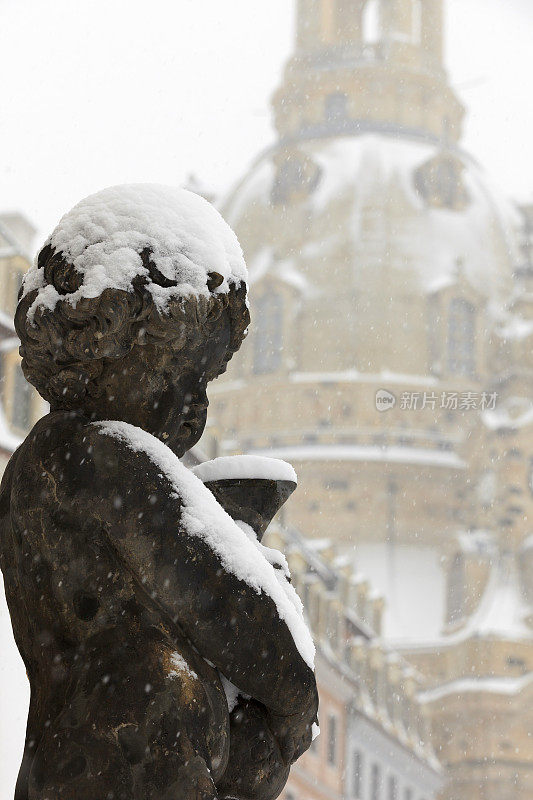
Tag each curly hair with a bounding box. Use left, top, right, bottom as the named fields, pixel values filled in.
left=15, top=244, right=250, bottom=409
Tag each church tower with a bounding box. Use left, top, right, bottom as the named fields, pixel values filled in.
left=205, top=3, right=531, bottom=798
left=274, top=0, right=462, bottom=144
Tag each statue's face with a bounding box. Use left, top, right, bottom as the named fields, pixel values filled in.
left=89, top=307, right=232, bottom=457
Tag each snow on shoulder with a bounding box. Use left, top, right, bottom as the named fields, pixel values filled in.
left=23, top=184, right=248, bottom=320
left=95, top=421, right=314, bottom=670
left=192, top=455, right=297, bottom=484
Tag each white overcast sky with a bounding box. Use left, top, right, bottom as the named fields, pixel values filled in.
left=0, top=0, right=532, bottom=247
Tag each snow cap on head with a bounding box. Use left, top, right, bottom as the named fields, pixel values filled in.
left=23, top=183, right=248, bottom=320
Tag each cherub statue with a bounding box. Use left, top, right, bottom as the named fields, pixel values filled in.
left=0, top=185, right=318, bottom=800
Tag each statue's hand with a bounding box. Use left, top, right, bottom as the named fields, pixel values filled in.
left=217, top=699, right=290, bottom=800
left=266, top=706, right=316, bottom=766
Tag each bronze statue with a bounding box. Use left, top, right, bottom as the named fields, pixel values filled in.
left=0, top=185, right=318, bottom=800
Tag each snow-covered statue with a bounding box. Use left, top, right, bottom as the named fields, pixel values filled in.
left=1, top=185, right=318, bottom=800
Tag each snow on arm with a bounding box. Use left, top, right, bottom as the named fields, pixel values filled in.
left=23, top=184, right=248, bottom=321
left=95, top=421, right=315, bottom=670
left=168, top=652, right=198, bottom=680
left=235, top=520, right=298, bottom=605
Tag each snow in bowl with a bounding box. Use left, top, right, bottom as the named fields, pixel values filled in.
left=192, top=455, right=297, bottom=541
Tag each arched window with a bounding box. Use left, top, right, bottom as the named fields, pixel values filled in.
left=370, top=764, right=382, bottom=800
left=521, top=537, right=533, bottom=606
left=448, top=298, right=476, bottom=376
left=325, top=92, right=349, bottom=127
left=352, top=751, right=363, bottom=797
left=272, top=160, right=304, bottom=205
left=363, top=0, right=381, bottom=45
left=401, top=694, right=411, bottom=733
left=437, top=159, right=460, bottom=208
left=253, top=292, right=283, bottom=375
left=327, top=714, right=338, bottom=765
left=446, top=553, right=465, bottom=624
left=271, top=155, right=321, bottom=205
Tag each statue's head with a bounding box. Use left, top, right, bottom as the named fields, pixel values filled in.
left=15, top=184, right=249, bottom=456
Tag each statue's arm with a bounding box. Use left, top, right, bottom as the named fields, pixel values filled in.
left=21, top=414, right=317, bottom=736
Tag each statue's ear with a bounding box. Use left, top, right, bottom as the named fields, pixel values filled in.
left=48, top=362, right=104, bottom=406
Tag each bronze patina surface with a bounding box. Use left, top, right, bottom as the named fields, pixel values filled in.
left=0, top=236, right=318, bottom=800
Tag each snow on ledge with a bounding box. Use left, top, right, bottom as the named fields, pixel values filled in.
left=499, top=316, right=533, bottom=341
left=249, top=445, right=466, bottom=470
left=483, top=397, right=533, bottom=431
left=23, top=184, right=248, bottom=321
left=419, top=672, right=533, bottom=704
left=192, top=455, right=297, bottom=484
left=290, top=370, right=439, bottom=387
left=95, top=421, right=314, bottom=669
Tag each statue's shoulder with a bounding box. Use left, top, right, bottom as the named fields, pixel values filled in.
left=18, top=412, right=148, bottom=461
left=0, top=412, right=91, bottom=517
left=16, top=410, right=92, bottom=463
left=13, top=414, right=181, bottom=501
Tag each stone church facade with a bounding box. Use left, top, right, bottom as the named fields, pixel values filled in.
left=203, top=1, right=533, bottom=798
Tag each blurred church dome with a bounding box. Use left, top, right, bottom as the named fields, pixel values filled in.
left=221, top=0, right=520, bottom=378
left=226, top=133, right=519, bottom=302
